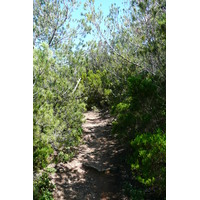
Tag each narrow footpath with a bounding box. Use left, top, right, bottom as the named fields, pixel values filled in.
left=51, top=111, right=127, bottom=200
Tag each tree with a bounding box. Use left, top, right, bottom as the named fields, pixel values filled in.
left=33, top=0, right=80, bottom=50
left=83, top=0, right=166, bottom=76
left=33, top=43, right=86, bottom=171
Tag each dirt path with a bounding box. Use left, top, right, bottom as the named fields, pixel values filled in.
left=51, top=111, right=127, bottom=200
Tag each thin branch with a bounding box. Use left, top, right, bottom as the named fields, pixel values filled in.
left=72, top=78, right=81, bottom=94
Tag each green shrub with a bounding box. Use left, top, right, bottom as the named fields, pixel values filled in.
left=112, top=74, right=166, bottom=143
left=33, top=43, right=86, bottom=171
left=111, top=74, right=166, bottom=199
left=81, top=70, right=111, bottom=109
left=33, top=141, right=53, bottom=171
left=129, top=129, right=166, bottom=198
left=56, top=151, right=74, bottom=163
left=33, top=172, right=55, bottom=200
left=124, top=182, right=145, bottom=200
left=45, top=167, right=56, bottom=174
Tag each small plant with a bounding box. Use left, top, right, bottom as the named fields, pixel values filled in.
left=56, top=151, right=74, bottom=163
left=91, top=106, right=99, bottom=112
left=45, top=167, right=56, bottom=174
left=130, top=129, right=166, bottom=198
left=33, top=172, right=55, bottom=200
left=124, top=182, right=145, bottom=200
left=33, top=141, right=53, bottom=171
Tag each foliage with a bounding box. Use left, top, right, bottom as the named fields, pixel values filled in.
left=33, top=0, right=166, bottom=199
left=33, top=43, right=86, bottom=171
left=56, top=151, right=74, bottom=163
left=33, top=140, right=53, bottom=171
left=81, top=70, right=112, bottom=109
left=130, top=129, right=166, bottom=198
left=45, top=167, right=57, bottom=174
left=112, top=74, right=165, bottom=142
left=33, top=0, right=81, bottom=50
left=124, top=182, right=145, bottom=200
left=109, top=73, right=166, bottom=198
left=33, top=172, right=55, bottom=200
left=110, top=73, right=166, bottom=198
left=84, top=0, right=166, bottom=76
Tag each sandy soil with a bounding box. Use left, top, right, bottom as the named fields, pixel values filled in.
left=50, top=111, right=128, bottom=200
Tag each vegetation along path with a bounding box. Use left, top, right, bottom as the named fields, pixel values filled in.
left=50, top=111, right=127, bottom=200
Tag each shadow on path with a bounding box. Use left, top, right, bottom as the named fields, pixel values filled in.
left=51, top=111, right=127, bottom=200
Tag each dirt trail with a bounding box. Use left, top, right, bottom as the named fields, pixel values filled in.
left=51, top=111, right=127, bottom=200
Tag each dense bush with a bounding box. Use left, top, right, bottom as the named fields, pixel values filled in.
left=33, top=140, right=53, bottom=171
left=81, top=70, right=112, bottom=109
left=33, top=0, right=166, bottom=199
left=124, top=182, right=145, bottom=200
left=33, top=172, right=55, bottom=200
left=111, top=73, right=166, bottom=198
left=130, top=129, right=166, bottom=198
left=56, top=151, right=74, bottom=163
left=112, top=74, right=165, bottom=142
left=33, top=43, right=86, bottom=171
